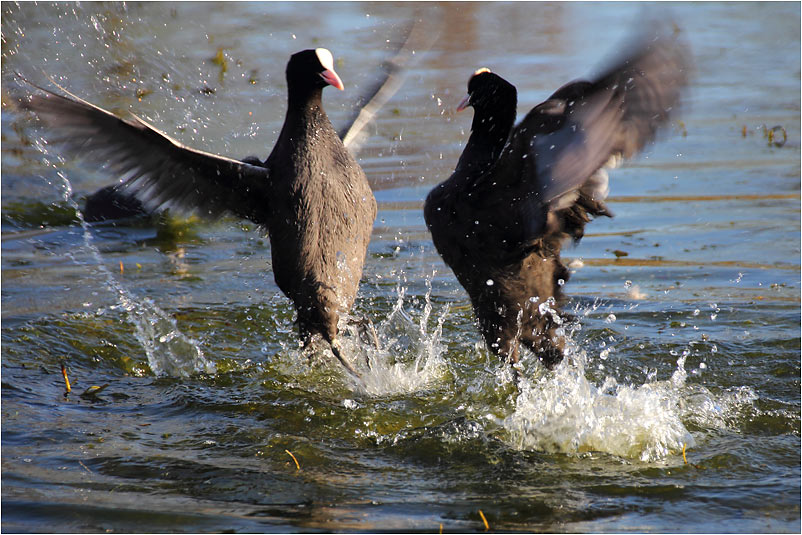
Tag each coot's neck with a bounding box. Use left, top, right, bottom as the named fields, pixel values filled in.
left=278, top=85, right=332, bottom=146
left=456, top=103, right=517, bottom=175
left=287, top=84, right=325, bottom=117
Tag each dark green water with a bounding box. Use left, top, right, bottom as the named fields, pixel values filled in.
left=2, top=2, right=799, bottom=532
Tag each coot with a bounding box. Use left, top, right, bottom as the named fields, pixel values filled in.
left=424, top=32, right=689, bottom=367
left=20, top=48, right=377, bottom=379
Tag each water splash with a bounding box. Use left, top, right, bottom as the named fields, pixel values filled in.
left=53, top=168, right=215, bottom=377
left=335, top=277, right=450, bottom=396
left=498, top=319, right=756, bottom=462
left=503, top=361, right=694, bottom=461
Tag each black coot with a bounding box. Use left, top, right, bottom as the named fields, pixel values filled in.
left=424, top=33, right=690, bottom=367
left=20, top=48, right=377, bottom=379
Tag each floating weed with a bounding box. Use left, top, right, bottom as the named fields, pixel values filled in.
left=2, top=199, right=79, bottom=228
left=211, top=47, right=228, bottom=82
left=762, top=124, right=787, bottom=147
left=150, top=211, right=203, bottom=249
left=80, top=383, right=110, bottom=399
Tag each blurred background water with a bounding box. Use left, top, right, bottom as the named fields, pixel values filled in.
left=2, top=2, right=799, bottom=532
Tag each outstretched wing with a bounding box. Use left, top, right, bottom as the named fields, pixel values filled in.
left=17, top=76, right=272, bottom=224
left=532, top=32, right=689, bottom=205
left=338, top=17, right=436, bottom=151
left=486, top=30, right=690, bottom=244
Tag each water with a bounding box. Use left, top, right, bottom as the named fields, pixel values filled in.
left=2, top=2, right=799, bottom=532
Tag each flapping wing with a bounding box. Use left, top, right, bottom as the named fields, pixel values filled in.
left=17, top=76, right=272, bottom=224
left=338, top=17, right=436, bottom=151
left=533, top=32, right=689, bottom=205
left=486, top=30, right=690, bottom=243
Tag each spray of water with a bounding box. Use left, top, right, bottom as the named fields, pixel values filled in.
left=293, top=269, right=757, bottom=462
left=53, top=168, right=215, bottom=377
left=338, top=276, right=451, bottom=396
left=503, top=354, right=696, bottom=462
left=497, top=305, right=757, bottom=462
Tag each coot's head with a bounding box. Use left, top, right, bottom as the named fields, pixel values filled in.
left=457, top=68, right=516, bottom=113
left=286, top=48, right=345, bottom=92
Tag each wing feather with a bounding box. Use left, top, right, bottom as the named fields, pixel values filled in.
left=17, top=76, right=272, bottom=224
left=338, top=17, right=436, bottom=151
left=475, top=31, right=690, bottom=245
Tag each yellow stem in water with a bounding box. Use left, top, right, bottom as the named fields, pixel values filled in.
left=61, top=363, right=71, bottom=393
left=285, top=450, right=300, bottom=470
left=479, top=510, right=489, bottom=531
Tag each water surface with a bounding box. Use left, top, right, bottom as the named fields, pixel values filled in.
left=2, top=2, right=800, bottom=532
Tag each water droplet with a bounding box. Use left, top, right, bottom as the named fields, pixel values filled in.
left=699, top=362, right=707, bottom=369
left=693, top=309, right=700, bottom=316
left=486, top=279, right=494, bottom=286
left=605, top=313, right=616, bottom=323
left=624, top=280, right=632, bottom=288
left=557, top=278, right=565, bottom=286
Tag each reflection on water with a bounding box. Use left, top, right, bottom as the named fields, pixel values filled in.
left=2, top=1, right=800, bottom=533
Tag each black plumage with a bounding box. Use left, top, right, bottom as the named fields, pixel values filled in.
left=19, top=48, right=377, bottom=379
left=424, top=33, right=690, bottom=367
